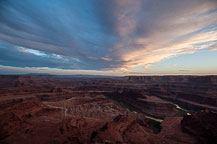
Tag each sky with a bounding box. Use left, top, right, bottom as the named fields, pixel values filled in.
left=0, top=0, right=217, bottom=76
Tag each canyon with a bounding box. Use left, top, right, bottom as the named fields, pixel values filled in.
left=0, top=75, right=217, bottom=144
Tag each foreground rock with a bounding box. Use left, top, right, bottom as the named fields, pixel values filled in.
left=0, top=98, right=200, bottom=144
left=181, top=110, right=217, bottom=144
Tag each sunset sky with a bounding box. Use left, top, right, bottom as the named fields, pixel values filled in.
left=0, top=0, right=217, bottom=75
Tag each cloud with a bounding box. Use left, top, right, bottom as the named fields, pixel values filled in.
left=209, top=42, right=217, bottom=50
left=0, top=0, right=217, bottom=73
left=179, top=70, right=190, bottom=72
left=0, top=42, right=80, bottom=69
left=143, top=64, right=151, bottom=70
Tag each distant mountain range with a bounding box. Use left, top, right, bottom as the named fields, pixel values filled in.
left=19, top=73, right=118, bottom=78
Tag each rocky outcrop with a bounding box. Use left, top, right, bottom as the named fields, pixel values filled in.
left=181, top=110, right=217, bottom=144
left=91, top=114, right=153, bottom=144
left=0, top=98, right=47, bottom=140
